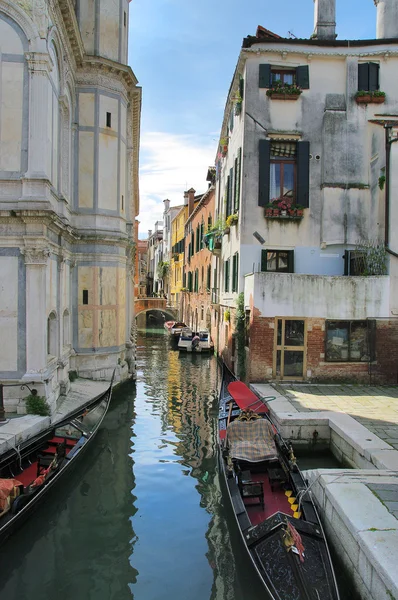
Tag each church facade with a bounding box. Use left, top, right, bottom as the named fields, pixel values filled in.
left=0, top=0, right=141, bottom=412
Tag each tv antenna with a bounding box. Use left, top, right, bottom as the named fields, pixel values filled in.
left=288, top=31, right=297, bottom=39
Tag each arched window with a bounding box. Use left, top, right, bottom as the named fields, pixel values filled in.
left=47, top=312, right=58, bottom=358
left=63, top=309, right=70, bottom=347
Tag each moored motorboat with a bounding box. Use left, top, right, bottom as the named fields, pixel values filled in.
left=218, top=365, right=340, bottom=600
left=178, top=328, right=214, bottom=353
left=0, top=372, right=115, bottom=546
left=164, top=321, right=187, bottom=347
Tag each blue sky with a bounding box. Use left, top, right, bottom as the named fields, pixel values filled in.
left=129, top=0, right=377, bottom=238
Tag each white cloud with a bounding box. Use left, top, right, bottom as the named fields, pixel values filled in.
left=137, top=131, right=216, bottom=238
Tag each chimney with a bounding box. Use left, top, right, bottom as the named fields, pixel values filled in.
left=375, top=0, right=398, bottom=39
left=163, top=198, right=170, bottom=211
left=183, top=191, right=189, bottom=206
left=313, top=0, right=336, bottom=40
left=148, top=229, right=152, bottom=238
left=187, top=187, right=196, bottom=217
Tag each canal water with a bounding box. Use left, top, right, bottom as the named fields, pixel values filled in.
left=0, top=328, right=356, bottom=599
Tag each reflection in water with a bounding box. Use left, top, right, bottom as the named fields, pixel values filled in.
left=0, top=328, right=352, bottom=600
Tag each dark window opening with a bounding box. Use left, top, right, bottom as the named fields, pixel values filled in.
left=124, top=11, right=127, bottom=26
left=326, top=320, right=372, bottom=362
left=83, top=289, right=89, bottom=304
left=344, top=251, right=367, bottom=276
left=358, top=62, right=379, bottom=92
left=121, top=195, right=124, bottom=210
left=261, top=249, right=294, bottom=273
left=106, top=112, right=111, bottom=128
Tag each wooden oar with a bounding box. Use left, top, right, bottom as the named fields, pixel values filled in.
left=226, top=400, right=233, bottom=427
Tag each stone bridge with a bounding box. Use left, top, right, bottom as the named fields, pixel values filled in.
left=134, top=297, right=178, bottom=320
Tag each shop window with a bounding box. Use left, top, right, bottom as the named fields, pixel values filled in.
left=325, top=320, right=371, bottom=362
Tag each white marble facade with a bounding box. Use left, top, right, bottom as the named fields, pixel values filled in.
left=0, top=0, right=141, bottom=413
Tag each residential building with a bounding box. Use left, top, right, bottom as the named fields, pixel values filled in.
left=162, top=199, right=183, bottom=303
left=0, top=0, right=141, bottom=411
left=146, top=224, right=163, bottom=296
left=214, top=0, right=398, bottom=383
left=134, top=221, right=148, bottom=299
left=182, top=171, right=216, bottom=338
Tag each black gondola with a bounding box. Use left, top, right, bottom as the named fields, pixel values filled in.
left=0, top=372, right=115, bottom=546
left=218, top=364, right=340, bottom=600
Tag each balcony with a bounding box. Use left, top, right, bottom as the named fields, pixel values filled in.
left=244, top=273, right=390, bottom=319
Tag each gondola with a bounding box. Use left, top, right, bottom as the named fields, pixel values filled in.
left=218, top=364, right=340, bottom=600
left=0, top=371, right=115, bottom=546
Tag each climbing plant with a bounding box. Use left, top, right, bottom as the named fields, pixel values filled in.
left=235, top=292, right=246, bottom=380
left=353, top=239, right=387, bottom=276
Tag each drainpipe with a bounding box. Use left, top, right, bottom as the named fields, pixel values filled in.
left=384, top=125, right=398, bottom=257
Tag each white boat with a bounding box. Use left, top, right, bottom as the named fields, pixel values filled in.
left=178, top=328, right=214, bottom=353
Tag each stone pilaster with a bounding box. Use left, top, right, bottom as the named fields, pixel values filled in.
left=21, top=246, right=50, bottom=379
left=25, top=52, right=51, bottom=179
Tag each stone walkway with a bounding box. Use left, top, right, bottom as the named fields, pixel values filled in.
left=275, top=383, right=398, bottom=450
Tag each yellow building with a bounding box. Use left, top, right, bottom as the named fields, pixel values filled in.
left=170, top=206, right=187, bottom=310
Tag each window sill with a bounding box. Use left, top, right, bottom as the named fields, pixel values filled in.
left=267, top=93, right=301, bottom=101
left=265, top=212, right=304, bottom=220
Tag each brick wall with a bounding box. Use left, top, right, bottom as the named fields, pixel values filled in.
left=246, top=316, right=398, bottom=384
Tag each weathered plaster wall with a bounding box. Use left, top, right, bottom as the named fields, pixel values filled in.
left=245, top=272, right=389, bottom=319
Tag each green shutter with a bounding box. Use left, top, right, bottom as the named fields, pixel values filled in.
left=225, top=180, right=229, bottom=216
left=229, top=109, right=234, bottom=132
left=296, top=65, right=309, bottom=89
left=358, top=63, right=369, bottom=91
left=228, top=167, right=233, bottom=216
left=296, top=141, right=310, bottom=209
left=369, top=62, right=379, bottom=92
left=234, top=147, right=241, bottom=212
left=288, top=251, right=295, bottom=273
left=239, top=76, right=244, bottom=100
left=224, top=259, right=230, bottom=292
left=261, top=249, right=268, bottom=272
left=258, top=140, right=271, bottom=207
left=259, top=64, right=271, bottom=88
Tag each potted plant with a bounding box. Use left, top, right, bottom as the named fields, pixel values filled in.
left=226, top=213, right=239, bottom=227
left=265, top=203, right=274, bottom=217
left=220, top=137, right=229, bottom=156
left=277, top=198, right=292, bottom=216
left=266, top=81, right=302, bottom=100
left=296, top=205, right=304, bottom=217
left=234, top=91, right=243, bottom=115
left=355, top=90, right=386, bottom=104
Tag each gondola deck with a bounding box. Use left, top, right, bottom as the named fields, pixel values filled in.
left=218, top=364, right=340, bottom=600
left=0, top=373, right=115, bottom=546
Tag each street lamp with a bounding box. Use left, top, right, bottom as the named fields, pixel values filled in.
left=0, top=382, right=37, bottom=424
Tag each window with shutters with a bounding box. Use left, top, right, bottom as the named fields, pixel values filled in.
left=259, top=64, right=310, bottom=89
left=224, top=259, right=230, bottom=293
left=232, top=253, right=239, bottom=292
left=358, top=62, right=379, bottom=92
left=206, top=265, right=211, bottom=291
left=269, top=142, right=296, bottom=203
left=261, top=249, right=294, bottom=273
left=259, top=139, right=310, bottom=209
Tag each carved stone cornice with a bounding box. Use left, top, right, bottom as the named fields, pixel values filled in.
left=56, top=0, right=84, bottom=65
left=21, top=246, right=51, bottom=265
left=78, top=56, right=139, bottom=100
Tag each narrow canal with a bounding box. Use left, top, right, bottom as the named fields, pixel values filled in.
left=0, top=328, right=355, bottom=599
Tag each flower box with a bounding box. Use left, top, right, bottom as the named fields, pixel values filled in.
left=355, top=93, right=386, bottom=105
left=265, top=207, right=304, bottom=220
left=268, top=93, right=300, bottom=101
